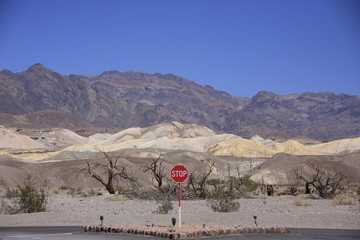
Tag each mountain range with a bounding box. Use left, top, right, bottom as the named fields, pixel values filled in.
left=0, top=63, right=359, bottom=141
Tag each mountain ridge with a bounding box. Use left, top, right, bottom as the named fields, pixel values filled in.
left=0, top=64, right=359, bottom=141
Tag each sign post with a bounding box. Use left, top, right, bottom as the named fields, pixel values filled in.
left=170, top=164, right=188, bottom=228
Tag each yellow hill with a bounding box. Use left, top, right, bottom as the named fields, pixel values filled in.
left=207, top=137, right=276, bottom=158
left=308, top=137, right=360, bottom=154
left=272, top=140, right=322, bottom=155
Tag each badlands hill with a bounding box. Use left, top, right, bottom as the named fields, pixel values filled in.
left=0, top=122, right=359, bottom=189
left=1, top=64, right=360, bottom=140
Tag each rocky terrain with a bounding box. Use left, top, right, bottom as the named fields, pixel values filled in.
left=1, top=64, right=359, bottom=140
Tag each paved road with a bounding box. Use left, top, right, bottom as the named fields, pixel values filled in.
left=0, top=226, right=158, bottom=240
left=0, top=226, right=359, bottom=240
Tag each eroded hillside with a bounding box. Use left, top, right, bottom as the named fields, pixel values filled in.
left=1, top=122, right=359, bottom=188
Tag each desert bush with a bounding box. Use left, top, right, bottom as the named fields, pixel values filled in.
left=207, top=176, right=259, bottom=199
left=125, top=183, right=177, bottom=200
left=240, top=176, right=259, bottom=193
left=230, top=176, right=260, bottom=197
left=155, top=195, right=174, bottom=214
left=4, top=186, right=20, bottom=198
left=1, top=176, right=48, bottom=214
left=293, top=199, right=311, bottom=207
left=332, top=194, right=357, bottom=205
left=207, top=188, right=240, bottom=212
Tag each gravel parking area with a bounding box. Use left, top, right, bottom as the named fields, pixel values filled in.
left=1, top=194, right=359, bottom=229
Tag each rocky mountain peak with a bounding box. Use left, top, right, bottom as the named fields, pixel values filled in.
left=99, top=70, right=121, bottom=77
left=252, top=91, right=278, bottom=102
left=27, top=63, right=47, bottom=71
left=24, top=63, right=59, bottom=78
left=0, top=69, right=14, bottom=76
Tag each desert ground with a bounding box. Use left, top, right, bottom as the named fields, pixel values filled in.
left=1, top=193, right=359, bottom=230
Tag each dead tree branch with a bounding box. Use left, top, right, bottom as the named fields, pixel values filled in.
left=187, top=161, right=215, bottom=199
left=80, top=151, right=139, bottom=194
left=140, top=154, right=167, bottom=191
left=294, top=164, right=345, bottom=198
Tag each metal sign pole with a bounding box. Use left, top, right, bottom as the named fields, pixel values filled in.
left=178, top=183, right=181, bottom=228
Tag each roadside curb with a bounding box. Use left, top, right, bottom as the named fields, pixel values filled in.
left=82, top=225, right=290, bottom=239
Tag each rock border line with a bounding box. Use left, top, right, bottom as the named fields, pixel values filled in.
left=82, top=225, right=290, bottom=239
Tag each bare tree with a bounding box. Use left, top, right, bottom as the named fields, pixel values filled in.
left=294, top=167, right=314, bottom=194
left=187, top=161, right=215, bottom=199
left=140, top=154, right=167, bottom=191
left=81, top=151, right=139, bottom=194
left=294, top=164, right=345, bottom=198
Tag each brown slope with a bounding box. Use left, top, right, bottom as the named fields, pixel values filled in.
left=250, top=152, right=360, bottom=185
left=0, top=156, right=39, bottom=187
left=0, top=149, right=230, bottom=189
left=0, top=110, right=94, bottom=130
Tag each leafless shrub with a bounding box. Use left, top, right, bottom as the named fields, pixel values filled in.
left=140, top=154, right=167, bottom=192
left=294, top=164, right=345, bottom=199
left=186, top=161, right=215, bottom=199
left=80, top=150, right=140, bottom=194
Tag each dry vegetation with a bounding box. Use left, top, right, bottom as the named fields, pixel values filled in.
left=1, top=176, right=48, bottom=214
left=332, top=194, right=358, bottom=206
left=293, top=199, right=312, bottom=207
left=2, top=156, right=358, bottom=216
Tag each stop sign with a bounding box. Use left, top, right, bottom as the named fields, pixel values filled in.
left=170, top=165, right=188, bottom=183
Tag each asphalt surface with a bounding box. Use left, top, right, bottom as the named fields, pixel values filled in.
left=0, top=226, right=359, bottom=240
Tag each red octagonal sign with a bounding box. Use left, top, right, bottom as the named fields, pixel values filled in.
left=170, top=165, right=188, bottom=183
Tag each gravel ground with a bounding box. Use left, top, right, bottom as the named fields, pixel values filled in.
left=1, top=194, right=359, bottom=229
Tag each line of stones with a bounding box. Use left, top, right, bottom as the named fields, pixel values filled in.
left=82, top=225, right=290, bottom=239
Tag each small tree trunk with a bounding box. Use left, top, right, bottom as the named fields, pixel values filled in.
left=106, top=184, right=116, bottom=194
left=304, top=182, right=311, bottom=194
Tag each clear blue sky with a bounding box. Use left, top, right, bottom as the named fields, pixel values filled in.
left=0, top=0, right=359, bottom=97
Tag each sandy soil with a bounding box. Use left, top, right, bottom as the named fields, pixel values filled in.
left=1, top=194, right=359, bottom=230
